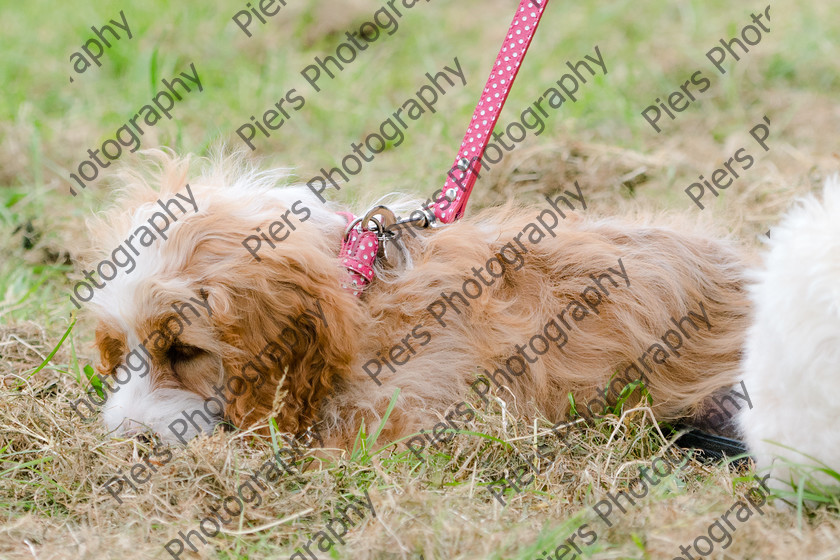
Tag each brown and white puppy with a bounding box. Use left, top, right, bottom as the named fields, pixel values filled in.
left=87, top=151, right=749, bottom=449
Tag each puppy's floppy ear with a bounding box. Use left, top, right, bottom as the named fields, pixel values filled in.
left=94, top=320, right=126, bottom=377
left=211, top=232, right=361, bottom=434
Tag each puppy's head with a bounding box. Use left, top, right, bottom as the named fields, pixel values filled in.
left=87, top=151, right=359, bottom=443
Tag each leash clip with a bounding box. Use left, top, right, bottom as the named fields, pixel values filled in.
left=340, top=205, right=400, bottom=266
left=360, top=205, right=398, bottom=259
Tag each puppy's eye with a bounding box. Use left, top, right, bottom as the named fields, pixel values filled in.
left=167, top=344, right=204, bottom=364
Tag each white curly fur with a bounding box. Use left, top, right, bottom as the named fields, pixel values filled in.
left=738, top=176, right=840, bottom=491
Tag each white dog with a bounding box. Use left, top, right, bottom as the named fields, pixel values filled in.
left=738, top=176, right=840, bottom=493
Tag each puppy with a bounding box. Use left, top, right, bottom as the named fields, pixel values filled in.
left=738, top=177, right=840, bottom=491
left=87, top=151, right=750, bottom=450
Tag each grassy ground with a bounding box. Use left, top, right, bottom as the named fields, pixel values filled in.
left=2, top=0, right=840, bottom=558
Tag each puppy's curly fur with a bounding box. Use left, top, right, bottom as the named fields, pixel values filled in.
left=738, top=177, right=840, bottom=491
left=88, top=151, right=750, bottom=450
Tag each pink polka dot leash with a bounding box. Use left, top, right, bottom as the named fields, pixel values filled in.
left=432, top=0, right=549, bottom=224
left=339, top=0, right=549, bottom=296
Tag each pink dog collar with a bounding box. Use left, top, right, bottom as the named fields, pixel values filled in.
left=339, top=0, right=549, bottom=295
left=337, top=211, right=378, bottom=296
